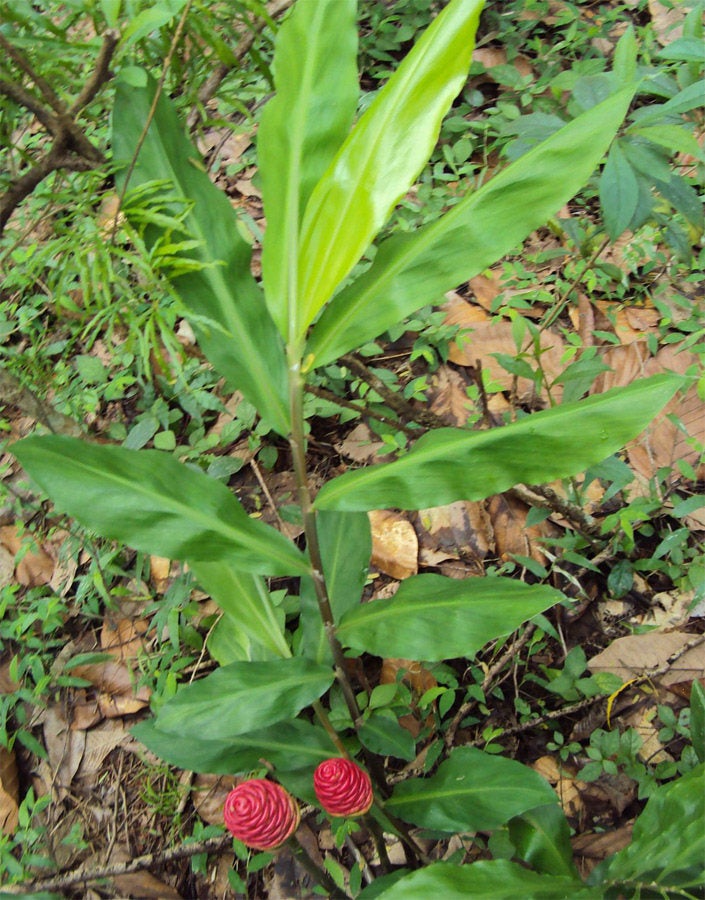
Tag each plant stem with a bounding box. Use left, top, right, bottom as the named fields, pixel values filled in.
left=288, top=360, right=363, bottom=731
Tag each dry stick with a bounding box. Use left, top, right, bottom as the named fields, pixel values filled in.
left=0, top=30, right=118, bottom=234
left=185, top=0, right=295, bottom=131
left=444, top=624, right=538, bottom=750
left=5, top=834, right=235, bottom=895
left=306, top=383, right=420, bottom=437
left=469, top=631, right=705, bottom=746
left=341, top=354, right=449, bottom=430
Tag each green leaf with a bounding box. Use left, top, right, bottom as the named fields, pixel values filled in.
left=386, top=747, right=557, bottom=831
left=337, top=575, right=562, bottom=661
left=259, top=0, right=358, bottom=341
left=589, top=764, right=705, bottom=890
left=132, top=718, right=336, bottom=774
left=691, top=681, right=705, bottom=764
left=315, top=375, right=682, bottom=512
left=13, top=435, right=309, bottom=577
left=599, top=139, right=639, bottom=240
left=306, top=87, right=635, bottom=368
left=296, top=0, right=484, bottom=337
left=612, top=25, right=637, bottom=84
left=359, top=712, right=416, bottom=762
left=508, top=804, right=579, bottom=879
left=635, top=81, right=705, bottom=124
left=367, top=861, right=591, bottom=899
left=300, top=510, right=371, bottom=663
left=112, top=76, right=290, bottom=434
left=154, top=658, right=334, bottom=740
left=189, top=562, right=291, bottom=658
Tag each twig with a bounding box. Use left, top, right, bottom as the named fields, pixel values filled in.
left=341, top=354, right=448, bottom=429
left=306, top=382, right=420, bottom=437
left=5, top=834, right=234, bottom=894
left=445, top=624, right=539, bottom=748
left=185, top=0, right=295, bottom=131
left=0, top=30, right=118, bottom=234
left=509, top=482, right=603, bottom=540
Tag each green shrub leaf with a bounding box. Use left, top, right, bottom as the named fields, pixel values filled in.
left=132, top=718, right=336, bottom=774
left=189, top=562, right=292, bottom=658
left=386, top=747, right=558, bottom=831
left=296, top=0, right=484, bottom=336
left=306, top=87, right=635, bottom=368
left=365, top=860, right=591, bottom=899
left=13, top=435, right=309, bottom=577
left=259, top=0, right=358, bottom=341
left=337, top=575, right=562, bottom=661
left=112, top=75, right=290, bottom=434
left=589, top=764, right=705, bottom=890
left=509, top=803, right=579, bottom=879
left=314, top=375, right=682, bottom=511
left=154, top=658, right=334, bottom=740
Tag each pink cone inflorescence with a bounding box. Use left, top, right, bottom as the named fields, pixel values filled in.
left=223, top=779, right=300, bottom=851
left=313, top=758, right=374, bottom=818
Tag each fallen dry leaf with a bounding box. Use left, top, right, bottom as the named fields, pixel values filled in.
left=531, top=756, right=584, bottom=818
left=336, top=422, right=387, bottom=464
left=369, top=510, right=418, bottom=580
left=572, top=825, right=633, bottom=860
left=380, top=658, right=436, bottom=737
left=149, top=555, right=172, bottom=594
left=417, top=501, right=493, bottom=568
left=0, top=523, right=54, bottom=586
left=43, top=704, right=87, bottom=798
left=106, top=844, right=183, bottom=899
left=101, top=616, right=148, bottom=662
left=588, top=632, right=705, bottom=687
left=76, top=719, right=133, bottom=781
left=0, top=746, right=19, bottom=834
left=444, top=295, right=566, bottom=401
left=488, top=493, right=553, bottom=565
left=192, top=773, right=238, bottom=826
left=0, top=546, right=14, bottom=590
left=648, top=0, right=687, bottom=44
left=427, top=366, right=473, bottom=426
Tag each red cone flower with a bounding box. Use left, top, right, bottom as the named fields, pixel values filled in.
left=223, top=779, right=299, bottom=851
left=313, top=758, right=373, bottom=818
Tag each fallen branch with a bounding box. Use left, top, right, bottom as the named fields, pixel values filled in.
left=0, top=29, right=119, bottom=234
left=4, top=834, right=234, bottom=895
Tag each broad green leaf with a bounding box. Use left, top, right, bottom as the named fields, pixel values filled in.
left=337, top=575, right=562, bottom=661
left=599, top=139, right=640, bottom=240
left=314, top=375, right=682, bottom=511
left=635, top=81, right=705, bottom=124
left=508, top=804, right=579, bottom=879
left=132, top=718, right=336, bottom=774
left=206, top=611, right=256, bottom=664
left=691, top=681, right=705, bottom=763
left=301, top=510, right=372, bottom=663
left=259, top=0, right=358, bottom=341
left=112, top=76, right=290, bottom=434
left=589, top=764, right=705, bottom=890
left=296, top=0, right=484, bottom=336
left=306, top=88, right=635, bottom=368
left=155, top=658, right=334, bottom=740
left=612, top=25, right=637, bottom=84
left=319, top=510, right=372, bottom=619
left=386, top=747, right=557, bottom=831
left=367, top=861, right=591, bottom=899
left=189, top=561, right=291, bottom=658
left=359, top=711, right=416, bottom=762
left=13, top=435, right=309, bottom=577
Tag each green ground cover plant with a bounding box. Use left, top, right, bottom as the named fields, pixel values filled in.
left=6, top=0, right=704, bottom=895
